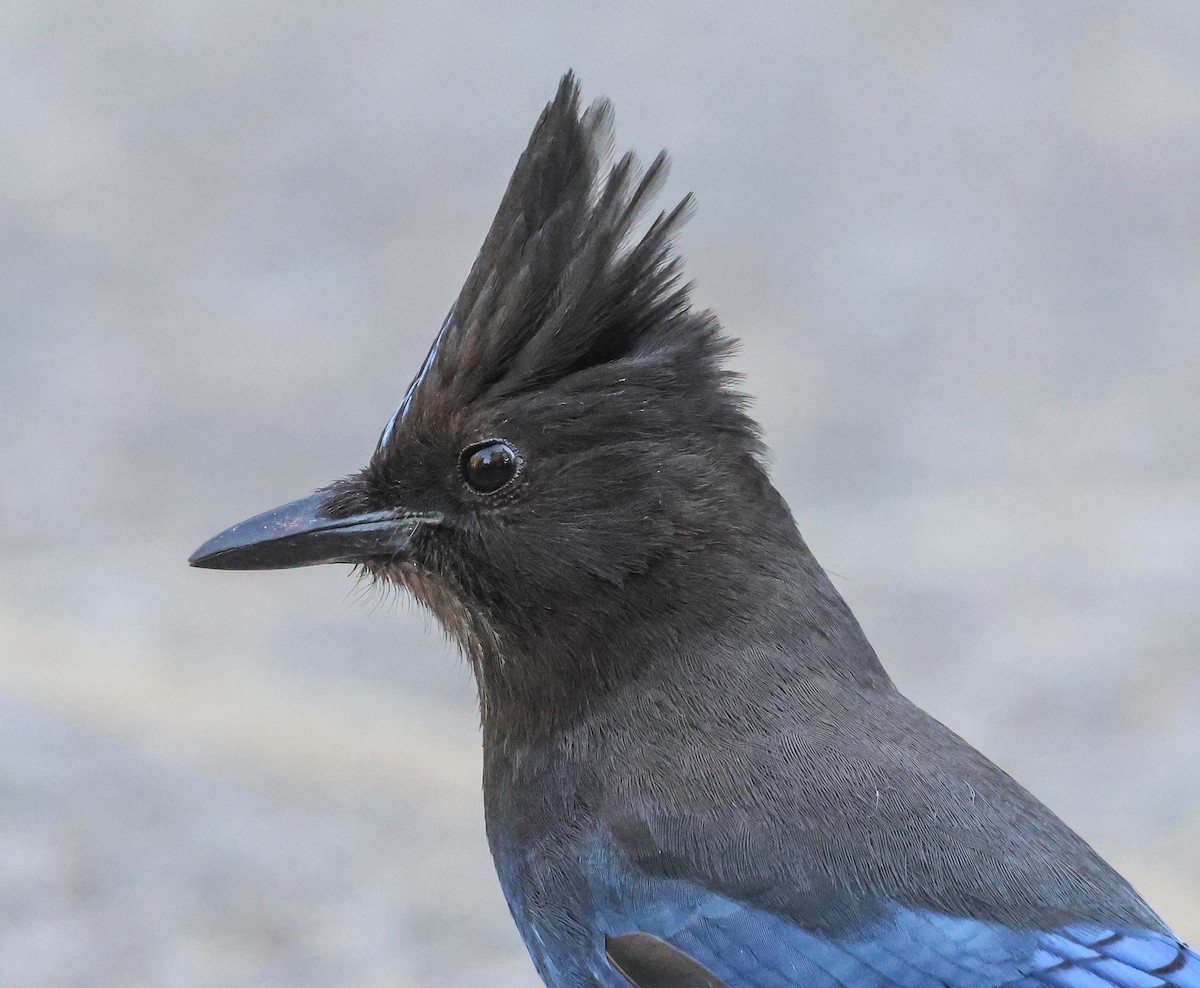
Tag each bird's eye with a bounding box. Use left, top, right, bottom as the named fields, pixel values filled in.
left=460, top=440, right=520, bottom=494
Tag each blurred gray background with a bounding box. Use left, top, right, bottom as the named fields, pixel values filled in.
left=3, top=3, right=1198, bottom=986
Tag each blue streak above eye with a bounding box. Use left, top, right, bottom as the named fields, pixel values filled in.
left=377, top=309, right=456, bottom=450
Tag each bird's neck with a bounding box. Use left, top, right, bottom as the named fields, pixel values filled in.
left=468, top=515, right=890, bottom=746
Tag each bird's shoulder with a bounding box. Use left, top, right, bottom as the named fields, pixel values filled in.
left=588, top=656, right=1163, bottom=934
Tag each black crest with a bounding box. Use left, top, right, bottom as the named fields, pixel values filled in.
left=378, top=72, right=699, bottom=444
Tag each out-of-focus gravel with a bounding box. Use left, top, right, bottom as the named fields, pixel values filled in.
left=2, top=3, right=1198, bottom=985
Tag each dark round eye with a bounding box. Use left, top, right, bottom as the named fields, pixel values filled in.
left=460, top=440, right=520, bottom=494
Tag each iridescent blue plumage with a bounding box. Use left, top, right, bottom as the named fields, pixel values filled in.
left=376, top=309, right=454, bottom=450
left=495, top=835, right=1198, bottom=988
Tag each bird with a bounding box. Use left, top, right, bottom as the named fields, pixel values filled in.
left=190, top=73, right=1197, bottom=988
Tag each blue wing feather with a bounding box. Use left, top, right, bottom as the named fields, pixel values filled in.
left=586, top=888, right=1200, bottom=988
left=494, top=826, right=1196, bottom=988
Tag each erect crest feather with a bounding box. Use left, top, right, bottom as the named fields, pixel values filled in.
left=379, top=71, right=696, bottom=444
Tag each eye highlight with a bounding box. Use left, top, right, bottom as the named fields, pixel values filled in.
left=460, top=440, right=520, bottom=494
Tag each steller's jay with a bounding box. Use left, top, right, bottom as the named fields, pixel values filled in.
left=190, top=73, right=1197, bottom=988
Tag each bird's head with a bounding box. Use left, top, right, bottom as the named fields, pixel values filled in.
left=191, top=74, right=850, bottom=731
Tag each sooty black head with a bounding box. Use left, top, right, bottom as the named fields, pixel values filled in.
left=324, top=73, right=803, bottom=724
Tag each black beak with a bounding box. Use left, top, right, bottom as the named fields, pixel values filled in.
left=188, top=489, right=442, bottom=571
